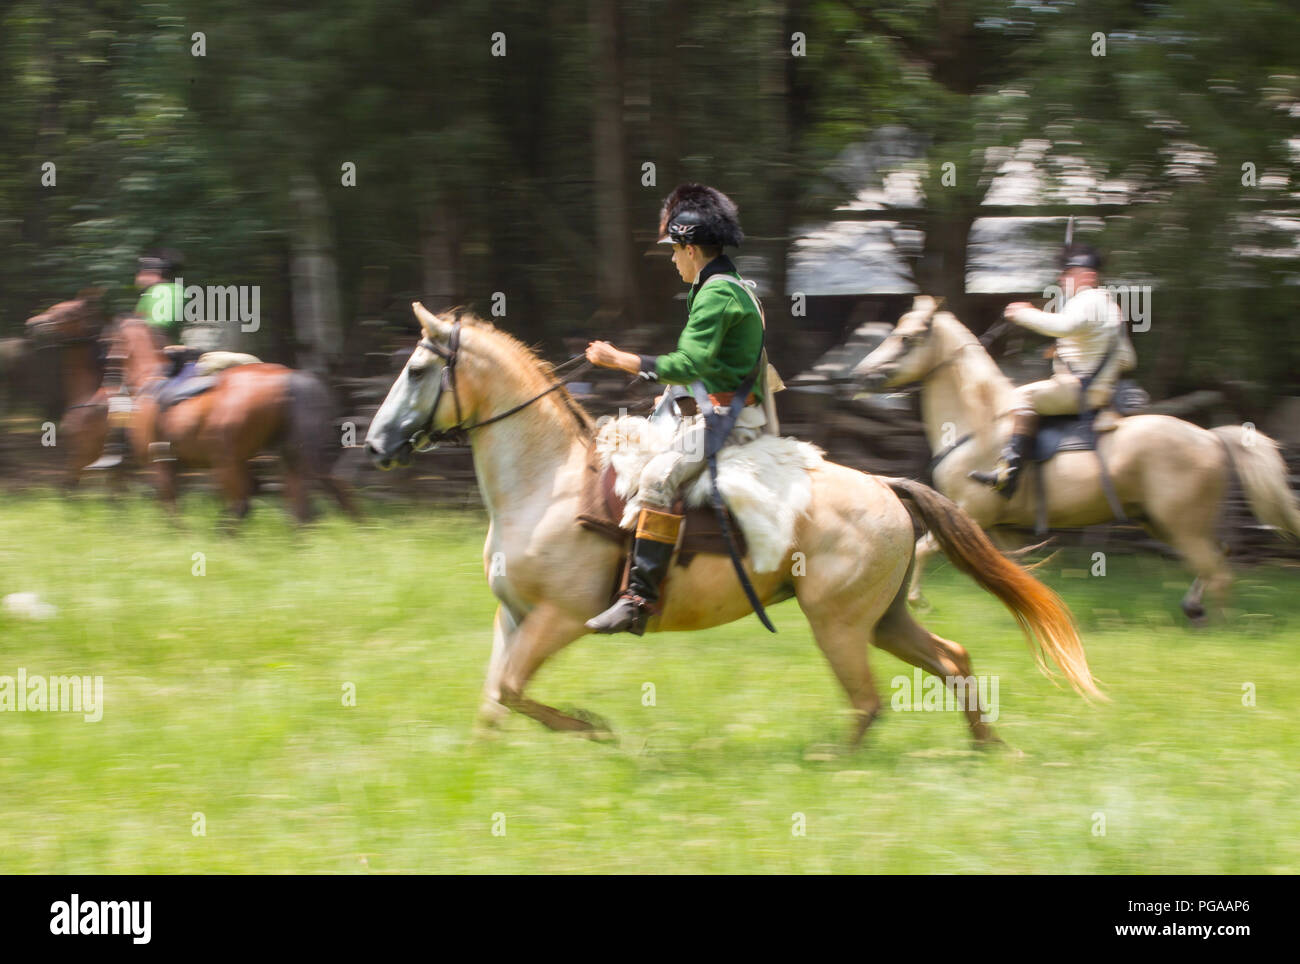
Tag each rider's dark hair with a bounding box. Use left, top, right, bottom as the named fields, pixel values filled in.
left=139, top=247, right=184, bottom=281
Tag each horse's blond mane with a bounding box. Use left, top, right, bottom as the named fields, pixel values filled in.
left=934, top=311, right=1009, bottom=444
left=451, top=310, right=594, bottom=440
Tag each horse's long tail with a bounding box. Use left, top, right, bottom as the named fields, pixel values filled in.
left=884, top=477, right=1104, bottom=701
left=1212, top=425, right=1300, bottom=540
left=284, top=371, right=340, bottom=479
left=284, top=371, right=359, bottom=518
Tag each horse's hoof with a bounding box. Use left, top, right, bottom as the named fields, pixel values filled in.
left=975, top=736, right=1023, bottom=758
left=802, top=741, right=850, bottom=762
left=1182, top=603, right=1208, bottom=627
left=568, top=707, right=617, bottom=743
left=908, top=594, right=931, bottom=613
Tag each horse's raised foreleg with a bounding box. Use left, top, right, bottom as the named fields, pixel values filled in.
left=494, top=603, right=606, bottom=737
left=874, top=592, right=1001, bottom=745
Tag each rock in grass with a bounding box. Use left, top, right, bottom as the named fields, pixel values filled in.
left=2, top=592, right=58, bottom=620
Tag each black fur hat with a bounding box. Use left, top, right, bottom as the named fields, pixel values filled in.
left=657, top=184, right=743, bottom=248
left=139, top=247, right=184, bottom=281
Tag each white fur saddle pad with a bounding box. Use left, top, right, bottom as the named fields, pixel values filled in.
left=195, top=351, right=261, bottom=375
left=594, top=415, right=824, bottom=572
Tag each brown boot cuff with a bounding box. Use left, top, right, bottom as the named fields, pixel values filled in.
left=635, top=507, right=684, bottom=545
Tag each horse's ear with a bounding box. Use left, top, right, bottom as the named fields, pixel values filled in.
left=412, top=302, right=451, bottom=340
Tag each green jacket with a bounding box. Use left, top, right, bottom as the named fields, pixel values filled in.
left=641, top=257, right=765, bottom=398
left=136, top=281, right=182, bottom=340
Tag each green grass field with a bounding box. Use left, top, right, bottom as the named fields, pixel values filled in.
left=0, top=490, right=1296, bottom=873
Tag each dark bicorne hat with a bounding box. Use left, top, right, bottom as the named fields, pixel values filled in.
left=138, top=247, right=184, bottom=280
left=657, top=184, right=744, bottom=248
left=1060, top=243, right=1102, bottom=272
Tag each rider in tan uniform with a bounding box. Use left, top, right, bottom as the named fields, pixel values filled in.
left=970, top=244, right=1135, bottom=496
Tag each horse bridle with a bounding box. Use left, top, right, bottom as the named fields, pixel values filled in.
left=408, top=319, right=591, bottom=451
left=878, top=306, right=991, bottom=387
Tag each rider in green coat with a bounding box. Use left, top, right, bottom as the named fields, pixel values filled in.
left=134, top=248, right=184, bottom=347
left=584, top=184, right=768, bottom=636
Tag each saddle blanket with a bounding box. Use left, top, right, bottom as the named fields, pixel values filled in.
left=195, top=351, right=261, bottom=375
left=594, top=415, right=824, bottom=573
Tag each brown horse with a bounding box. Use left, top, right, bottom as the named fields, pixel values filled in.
left=365, top=304, right=1102, bottom=748
left=25, top=291, right=115, bottom=486
left=101, top=317, right=357, bottom=522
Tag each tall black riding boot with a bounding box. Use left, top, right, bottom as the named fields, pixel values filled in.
left=585, top=507, right=683, bottom=636
left=968, top=412, right=1039, bottom=498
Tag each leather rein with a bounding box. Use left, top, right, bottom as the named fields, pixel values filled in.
left=410, top=319, right=591, bottom=451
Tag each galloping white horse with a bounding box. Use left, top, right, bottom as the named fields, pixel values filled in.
left=855, top=297, right=1300, bottom=622
left=365, top=304, right=1102, bottom=747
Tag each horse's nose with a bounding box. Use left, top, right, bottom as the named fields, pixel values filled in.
left=365, top=440, right=391, bottom=469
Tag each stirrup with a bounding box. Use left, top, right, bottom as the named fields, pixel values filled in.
left=968, top=463, right=1019, bottom=498
left=585, top=594, right=651, bottom=636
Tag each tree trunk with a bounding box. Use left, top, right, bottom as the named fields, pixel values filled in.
left=289, top=173, right=343, bottom=372
left=590, top=0, right=636, bottom=325
left=419, top=200, right=460, bottom=311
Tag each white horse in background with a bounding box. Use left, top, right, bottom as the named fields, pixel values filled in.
left=855, top=296, right=1300, bottom=623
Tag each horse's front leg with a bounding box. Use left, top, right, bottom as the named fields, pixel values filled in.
left=476, top=603, right=520, bottom=733
left=154, top=458, right=181, bottom=519
left=494, top=603, right=608, bottom=738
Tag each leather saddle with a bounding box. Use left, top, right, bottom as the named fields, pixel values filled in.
left=576, top=444, right=747, bottom=567
left=1031, top=408, right=1122, bottom=463
left=153, top=361, right=220, bottom=411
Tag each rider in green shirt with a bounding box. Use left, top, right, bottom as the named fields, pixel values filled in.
left=134, top=248, right=184, bottom=347
left=584, top=184, right=767, bottom=636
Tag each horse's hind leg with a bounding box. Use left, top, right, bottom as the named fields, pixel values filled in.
left=907, top=533, right=938, bottom=608
left=320, top=473, right=360, bottom=519
left=1146, top=512, right=1232, bottom=625
left=874, top=590, right=1001, bottom=745
left=282, top=464, right=313, bottom=523
left=216, top=458, right=253, bottom=522
left=1172, top=538, right=1231, bottom=625
left=797, top=597, right=887, bottom=747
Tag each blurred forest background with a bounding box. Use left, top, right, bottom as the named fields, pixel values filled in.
left=1, top=0, right=1298, bottom=408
